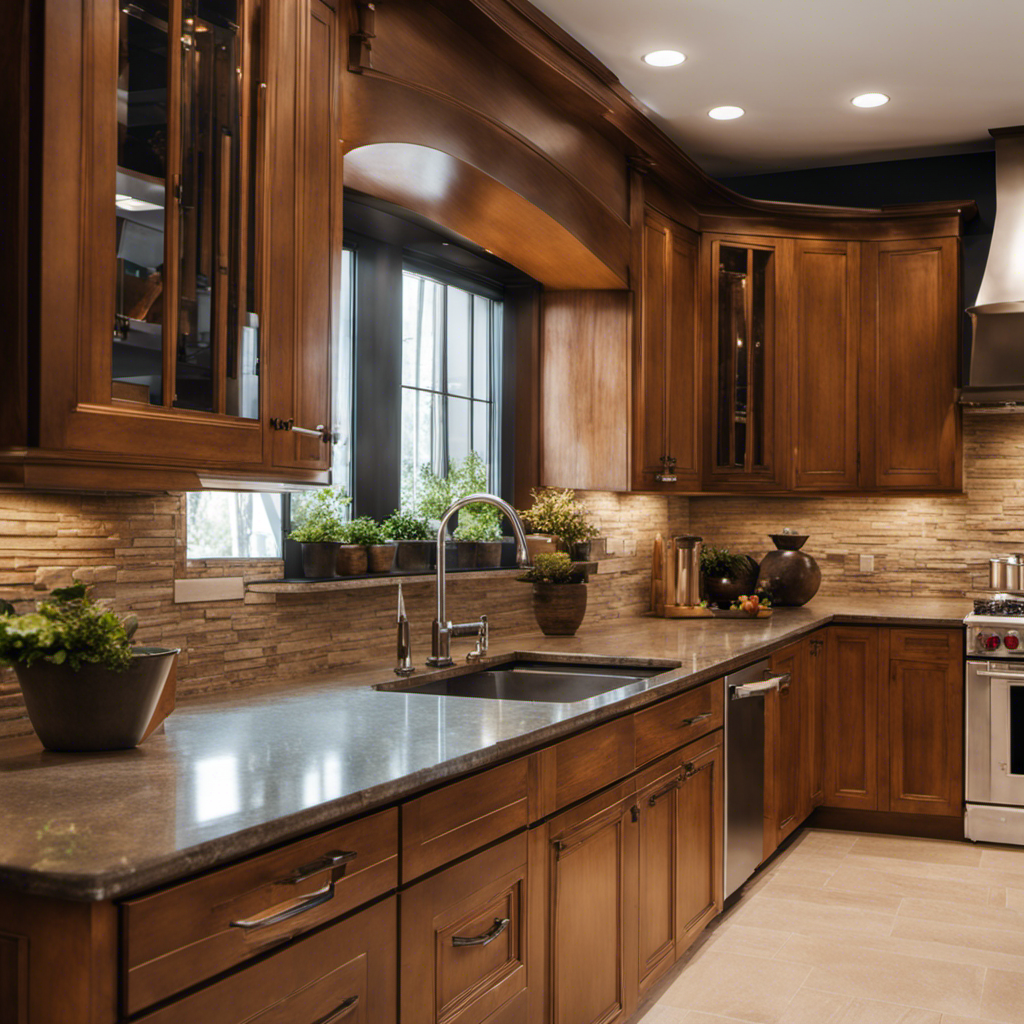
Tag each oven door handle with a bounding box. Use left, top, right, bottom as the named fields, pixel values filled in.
left=975, top=670, right=1024, bottom=680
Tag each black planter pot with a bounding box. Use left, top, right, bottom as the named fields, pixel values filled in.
left=475, top=541, right=503, bottom=568
left=569, top=540, right=593, bottom=562
left=300, top=542, right=340, bottom=579
left=395, top=540, right=435, bottom=572
left=14, top=647, right=180, bottom=752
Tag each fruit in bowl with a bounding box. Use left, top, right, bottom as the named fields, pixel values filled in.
left=731, top=593, right=773, bottom=617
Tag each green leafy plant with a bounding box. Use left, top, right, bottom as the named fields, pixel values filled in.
left=382, top=510, right=433, bottom=541
left=288, top=489, right=350, bottom=544
left=519, top=488, right=598, bottom=549
left=453, top=509, right=503, bottom=543
left=699, top=546, right=749, bottom=580
left=0, top=582, right=138, bottom=672
left=340, top=516, right=387, bottom=546
left=517, top=552, right=584, bottom=585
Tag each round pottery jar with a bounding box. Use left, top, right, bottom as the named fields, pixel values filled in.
left=756, top=533, right=821, bottom=606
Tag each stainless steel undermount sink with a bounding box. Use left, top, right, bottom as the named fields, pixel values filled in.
left=374, top=657, right=676, bottom=704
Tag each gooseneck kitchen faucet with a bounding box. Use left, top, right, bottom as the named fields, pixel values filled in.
left=427, top=494, right=531, bottom=667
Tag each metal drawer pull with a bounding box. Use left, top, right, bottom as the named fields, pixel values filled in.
left=681, top=712, right=712, bottom=727
left=229, top=880, right=335, bottom=930
left=452, top=917, right=510, bottom=948
left=648, top=775, right=684, bottom=806
left=313, top=996, right=359, bottom=1024
left=287, top=849, right=357, bottom=885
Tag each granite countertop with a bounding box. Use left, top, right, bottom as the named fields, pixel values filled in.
left=0, top=596, right=968, bottom=901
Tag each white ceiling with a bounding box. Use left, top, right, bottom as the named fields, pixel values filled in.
left=529, top=0, right=1024, bottom=177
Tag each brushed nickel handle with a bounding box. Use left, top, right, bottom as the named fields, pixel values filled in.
left=229, top=880, right=334, bottom=930
left=452, top=917, right=510, bottom=947
left=313, top=996, right=359, bottom=1024
left=648, top=775, right=684, bottom=806
left=681, top=712, right=712, bottom=727
left=287, top=849, right=357, bottom=885
left=269, top=417, right=334, bottom=443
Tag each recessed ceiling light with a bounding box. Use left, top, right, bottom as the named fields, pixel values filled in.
left=852, top=92, right=890, bottom=108
left=709, top=106, right=745, bottom=120
left=116, top=197, right=163, bottom=212
left=642, top=50, right=685, bottom=67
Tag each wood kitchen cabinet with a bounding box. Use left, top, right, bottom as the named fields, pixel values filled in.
left=822, top=626, right=963, bottom=818
left=632, top=208, right=701, bottom=492
left=1, top=0, right=342, bottom=490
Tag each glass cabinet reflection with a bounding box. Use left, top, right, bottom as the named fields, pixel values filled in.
left=113, top=0, right=261, bottom=419
left=714, top=242, right=774, bottom=473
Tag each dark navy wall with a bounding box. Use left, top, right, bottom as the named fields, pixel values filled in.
left=720, top=151, right=996, bottom=381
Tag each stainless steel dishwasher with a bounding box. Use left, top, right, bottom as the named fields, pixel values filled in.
left=723, top=659, right=790, bottom=899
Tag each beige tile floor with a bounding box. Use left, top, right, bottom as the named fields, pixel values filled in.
left=638, top=829, right=1024, bottom=1024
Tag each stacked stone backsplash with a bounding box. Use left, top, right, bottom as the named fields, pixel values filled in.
left=0, top=489, right=687, bottom=737
left=690, top=411, right=1022, bottom=600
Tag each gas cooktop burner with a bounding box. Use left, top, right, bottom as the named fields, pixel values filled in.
left=972, top=598, right=1024, bottom=617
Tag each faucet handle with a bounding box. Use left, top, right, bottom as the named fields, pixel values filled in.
left=466, top=615, right=489, bottom=662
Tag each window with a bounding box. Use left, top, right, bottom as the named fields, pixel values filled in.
left=186, top=492, right=283, bottom=558
left=400, top=268, right=502, bottom=508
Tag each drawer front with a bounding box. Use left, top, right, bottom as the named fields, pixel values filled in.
left=137, top=896, right=397, bottom=1024
left=634, top=681, right=722, bottom=766
left=403, top=757, right=529, bottom=883
left=402, top=833, right=529, bottom=1024
left=888, top=627, right=960, bottom=662
left=123, top=807, right=398, bottom=1015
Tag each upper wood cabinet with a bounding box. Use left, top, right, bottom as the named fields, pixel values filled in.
left=632, top=209, right=701, bottom=492
left=860, top=237, right=961, bottom=491
left=1, top=0, right=341, bottom=490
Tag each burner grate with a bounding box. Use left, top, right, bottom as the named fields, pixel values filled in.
left=973, top=598, right=1024, bottom=616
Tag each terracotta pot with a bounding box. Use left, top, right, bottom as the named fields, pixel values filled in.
left=301, top=542, right=340, bottom=579
left=336, top=544, right=368, bottom=576
left=475, top=541, right=503, bottom=568
left=525, top=534, right=558, bottom=561
left=395, top=540, right=435, bottom=572
left=367, top=543, right=396, bottom=573
left=531, top=582, right=588, bottom=636
left=14, top=647, right=180, bottom=752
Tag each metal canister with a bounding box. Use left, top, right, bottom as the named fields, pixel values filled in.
left=991, top=557, right=1011, bottom=591
left=674, top=536, right=703, bottom=607
left=1009, top=554, right=1024, bottom=592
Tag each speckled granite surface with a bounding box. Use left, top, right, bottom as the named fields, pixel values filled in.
left=0, top=597, right=967, bottom=901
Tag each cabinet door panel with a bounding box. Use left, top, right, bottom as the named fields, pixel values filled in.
left=667, top=232, right=701, bottom=487
left=824, top=627, right=879, bottom=810
left=635, top=215, right=670, bottom=487
left=766, top=641, right=809, bottom=857
left=791, top=241, right=859, bottom=490
left=808, top=635, right=827, bottom=807
left=886, top=629, right=963, bottom=816
left=865, top=238, right=960, bottom=490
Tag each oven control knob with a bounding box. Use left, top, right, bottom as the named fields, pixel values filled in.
left=1005, top=632, right=1020, bottom=651
left=985, top=633, right=1003, bottom=651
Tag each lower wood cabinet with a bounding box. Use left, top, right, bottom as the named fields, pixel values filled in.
left=823, top=626, right=963, bottom=817
left=401, top=833, right=530, bottom=1024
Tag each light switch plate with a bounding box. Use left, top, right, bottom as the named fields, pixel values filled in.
left=859, top=555, right=875, bottom=573
left=174, top=576, right=245, bottom=603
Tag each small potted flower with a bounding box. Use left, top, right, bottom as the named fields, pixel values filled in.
left=0, top=583, right=179, bottom=751
left=289, top=489, right=350, bottom=578
left=519, top=488, right=599, bottom=562
left=453, top=506, right=504, bottom=568
left=517, top=552, right=588, bottom=636
left=336, top=516, right=379, bottom=575
left=383, top=510, right=435, bottom=572
left=700, top=546, right=759, bottom=609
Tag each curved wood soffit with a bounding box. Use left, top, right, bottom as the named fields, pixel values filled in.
left=343, top=76, right=629, bottom=290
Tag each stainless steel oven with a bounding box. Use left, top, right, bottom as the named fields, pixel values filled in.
left=965, top=609, right=1024, bottom=843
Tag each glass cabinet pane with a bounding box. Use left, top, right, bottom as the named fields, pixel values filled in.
left=114, top=2, right=170, bottom=406
left=715, top=244, right=773, bottom=472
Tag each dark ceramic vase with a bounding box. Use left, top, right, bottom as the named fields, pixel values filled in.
left=15, top=647, right=179, bottom=751
left=531, top=583, right=588, bottom=636
left=702, top=556, right=760, bottom=609
left=756, top=535, right=821, bottom=606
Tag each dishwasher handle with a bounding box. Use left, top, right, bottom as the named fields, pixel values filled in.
left=730, top=673, right=790, bottom=700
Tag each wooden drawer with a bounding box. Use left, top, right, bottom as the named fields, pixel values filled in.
left=403, top=757, right=529, bottom=883
left=531, top=716, right=635, bottom=819
left=888, top=627, right=960, bottom=662
left=401, top=832, right=529, bottom=1024
left=122, top=807, right=398, bottom=1015
left=634, top=681, right=722, bottom=766
left=136, top=896, right=396, bottom=1024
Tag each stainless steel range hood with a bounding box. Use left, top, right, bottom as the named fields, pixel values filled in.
left=961, top=127, right=1024, bottom=407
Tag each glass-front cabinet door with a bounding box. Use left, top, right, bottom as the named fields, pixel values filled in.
left=705, top=235, right=782, bottom=488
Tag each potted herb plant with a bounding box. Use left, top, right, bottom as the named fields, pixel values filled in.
left=0, top=583, right=179, bottom=752
left=288, top=489, right=350, bottom=578
left=453, top=506, right=504, bottom=568
left=517, top=552, right=588, bottom=636
left=336, top=516, right=378, bottom=575
left=383, top=510, right=435, bottom=572
left=520, top=488, right=599, bottom=561
left=700, top=545, right=759, bottom=609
